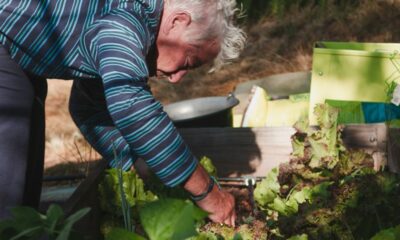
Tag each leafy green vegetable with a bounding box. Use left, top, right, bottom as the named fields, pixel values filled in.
left=291, top=134, right=306, bottom=158
left=254, top=103, right=400, bottom=239
left=385, top=80, right=398, bottom=103
left=254, top=168, right=280, bottom=207
left=57, top=207, right=91, bottom=240
left=97, top=105, right=400, bottom=240
left=200, top=156, right=218, bottom=177
left=186, top=231, right=221, bottom=240
left=105, top=227, right=146, bottom=240
left=231, top=233, right=244, bottom=240
left=293, top=116, right=309, bottom=134
left=197, top=223, right=266, bottom=240
left=255, top=164, right=333, bottom=216
left=371, top=225, right=400, bottom=240
left=98, top=158, right=220, bottom=239
left=138, top=198, right=208, bottom=240
left=98, top=168, right=157, bottom=215
left=100, top=214, right=124, bottom=237
left=310, top=105, right=340, bottom=169
left=0, top=204, right=90, bottom=240
left=234, top=225, right=254, bottom=240
left=269, top=197, right=297, bottom=216
left=287, top=234, right=308, bottom=240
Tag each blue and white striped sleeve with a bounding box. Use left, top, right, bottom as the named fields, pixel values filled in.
left=79, top=10, right=198, bottom=187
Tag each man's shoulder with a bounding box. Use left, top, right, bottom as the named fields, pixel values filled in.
left=122, top=0, right=163, bottom=41
left=126, top=0, right=163, bottom=21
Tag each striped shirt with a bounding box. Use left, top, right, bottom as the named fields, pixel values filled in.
left=0, top=0, right=197, bottom=187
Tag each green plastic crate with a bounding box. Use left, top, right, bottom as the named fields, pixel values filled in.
left=309, top=41, right=400, bottom=124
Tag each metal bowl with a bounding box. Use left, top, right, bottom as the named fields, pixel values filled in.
left=164, top=94, right=239, bottom=128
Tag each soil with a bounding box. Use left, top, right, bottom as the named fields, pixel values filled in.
left=200, top=187, right=269, bottom=240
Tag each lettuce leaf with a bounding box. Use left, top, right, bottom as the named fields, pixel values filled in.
left=371, top=225, right=400, bottom=240
left=254, top=168, right=280, bottom=207
left=105, top=227, right=146, bottom=240
left=287, top=234, right=308, bottom=240
left=200, top=156, right=218, bottom=177
left=98, top=169, right=157, bottom=214
left=138, top=199, right=207, bottom=240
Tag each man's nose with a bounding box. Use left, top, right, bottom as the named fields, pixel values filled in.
left=168, top=70, right=188, bottom=83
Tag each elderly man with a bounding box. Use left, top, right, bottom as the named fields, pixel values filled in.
left=0, top=0, right=246, bottom=225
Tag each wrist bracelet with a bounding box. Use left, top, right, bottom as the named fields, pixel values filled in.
left=190, top=176, right=220, bottom=202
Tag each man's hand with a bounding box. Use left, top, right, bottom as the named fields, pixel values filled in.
left=196, top=184, right=236, bottom=226
left=183, top=165, right=236, bottom=226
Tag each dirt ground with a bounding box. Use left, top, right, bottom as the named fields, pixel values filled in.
left=44, top=0, right=400, bottom=174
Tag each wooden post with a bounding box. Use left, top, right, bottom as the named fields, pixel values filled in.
left=62, top=159, right=108, bottom=240
left=388, top=128, right=400, bottom=173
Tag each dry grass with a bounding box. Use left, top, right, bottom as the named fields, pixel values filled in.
left=45, top=0, right=400, bottom=172
left=45, top=81, right=100, bottom=172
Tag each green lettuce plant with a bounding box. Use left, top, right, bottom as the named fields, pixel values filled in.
left=0, top=204, right=90, bottom=240
left=139, top=199, right=208, bottom=240
left=254, top=104, right=400, bottom=239
left=371, top=225, right=400, bottom=240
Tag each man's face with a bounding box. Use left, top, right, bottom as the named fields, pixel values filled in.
left=155, top=10, right=220, bottom=83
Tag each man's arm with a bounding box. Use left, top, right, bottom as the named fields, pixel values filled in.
left=80, top=12, right=197, bottom=187
left=79, top=9, right=236, bottom=225
left=183, top=164, right=236, bottom=226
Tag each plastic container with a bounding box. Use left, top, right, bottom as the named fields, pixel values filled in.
left=309, top=41, right=400, bottom=124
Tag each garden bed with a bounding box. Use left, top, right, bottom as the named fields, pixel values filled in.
left=60, top=118, right=400, bottom=239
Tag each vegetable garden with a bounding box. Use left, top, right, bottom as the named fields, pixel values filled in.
left=1, top=108, right=399, bottom=240
left=1, top=1, right=400, bottom=239
left=94, top=104, right=400, bottom=239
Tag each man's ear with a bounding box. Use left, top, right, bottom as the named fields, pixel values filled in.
left=164, top=11, right=192, bottom=34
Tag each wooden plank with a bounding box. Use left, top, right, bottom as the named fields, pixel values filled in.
left=343, top=124, right=389, bottom=171
left=62, top=159, right=108, bottom=240
left=179, top=127, right=294, bottom=177
left=388, top=128, right=400, bottom=173
left=179, top=124, right=388, bottom=177
left=342, top=123, right=387, bottom=150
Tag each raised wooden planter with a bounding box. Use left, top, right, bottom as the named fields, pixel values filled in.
left=62, top=124, right=398, bottom=239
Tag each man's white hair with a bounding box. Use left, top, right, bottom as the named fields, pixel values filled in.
left=165, top=0, right=246, bottom=70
